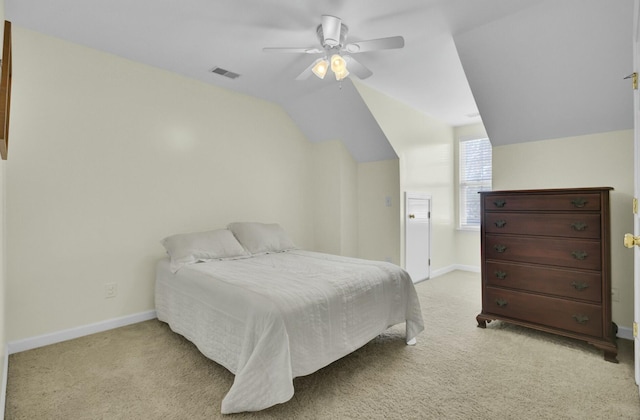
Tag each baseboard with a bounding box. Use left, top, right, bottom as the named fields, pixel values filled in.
left=617, top=325, right=633, bottom=341
left=429, top=264, right=480, bottom=279
left=7, top=310, right=157, bottom=355
left=1, top=345, right=8, bottom=420
left=452, top=264, right=481, bottom=273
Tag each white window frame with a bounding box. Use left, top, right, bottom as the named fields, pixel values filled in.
left=458, top=137, right=492, bottom=230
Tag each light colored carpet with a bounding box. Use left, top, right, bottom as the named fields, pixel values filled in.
left=5, top=270, right=640, bottom=419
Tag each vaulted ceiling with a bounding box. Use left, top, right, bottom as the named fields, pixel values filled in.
left=6, top=0, right=634, bottom=160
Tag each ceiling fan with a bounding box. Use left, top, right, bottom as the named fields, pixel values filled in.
left=263, top=15, right=404, bottom=81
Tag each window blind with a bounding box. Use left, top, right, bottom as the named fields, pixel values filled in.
left=459, top=138, right=492, bottom=228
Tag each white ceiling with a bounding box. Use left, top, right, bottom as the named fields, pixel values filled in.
left=5, top=0, right=635, bottom=160
left=455, top=0, right=634, bottom=146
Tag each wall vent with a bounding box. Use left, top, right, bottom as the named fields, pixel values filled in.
left=210, top=66, right=240, bottom=79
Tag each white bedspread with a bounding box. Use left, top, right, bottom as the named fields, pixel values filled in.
left=155, top=250, right=424, bottom=414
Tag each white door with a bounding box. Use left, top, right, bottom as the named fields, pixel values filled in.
left=405, top=193, right=431, bottom=283
left=632, top=0, right=640, bottom=393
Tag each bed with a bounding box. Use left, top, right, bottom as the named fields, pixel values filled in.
left=155, top=222, right=424, bottom=414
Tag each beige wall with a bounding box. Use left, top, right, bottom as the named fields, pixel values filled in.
left=492, top=129, right=634, bottom=328
left=0, top=162, right=4, bottom=397
left=312, top=140, right=400, bottom=262
left=354, top=81, right=456, bottom=274
left=341, top=151, right=359, bottom=257
left=312, top=140, right=358, bottom=256
left=358, top=159, right=401, bottom=264
left=0, top=0, right=6, bottom=398
left=6, top=27, right=318, bottom=341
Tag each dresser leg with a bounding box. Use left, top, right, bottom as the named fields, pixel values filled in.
left=603, top=350, right=619, bottom=364
left=589, top=341, right=618, bottom=363
left=476, top=314, right=488, bottom=328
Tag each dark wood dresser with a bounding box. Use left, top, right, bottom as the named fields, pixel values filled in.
left=477, top=187, right=617, bottom=362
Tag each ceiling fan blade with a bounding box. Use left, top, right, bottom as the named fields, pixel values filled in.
left=263, top=47, right=324, bottom=54
left=295, top=60, right=319, bottom=80
left=344, top=56, right=373, bottom=80
left=344, top=36, right=405, bottom=53
left=321, top=15, right=342, bottom=47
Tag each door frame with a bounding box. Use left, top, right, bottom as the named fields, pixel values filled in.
left=633, top=0, right=640, bottom=392
left=404, top=192, right=432, bottom=282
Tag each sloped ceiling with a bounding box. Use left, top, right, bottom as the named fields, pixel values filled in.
left=454, top=0, right=634, bottom=146
left=5, top=0, right=635, bottom=158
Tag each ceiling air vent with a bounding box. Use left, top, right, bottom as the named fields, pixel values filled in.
left=210, top=66, right=240, bottom=79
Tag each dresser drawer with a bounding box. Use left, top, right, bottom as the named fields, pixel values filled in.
left=485, top=234, right=601, bottom=270
left=484, top=193, right=601, bottom=212
left=484, top=287, right=603, bottom=337
left=485, top=261, right=602, bottom=302
left=485, top=213, right=601, bottom=239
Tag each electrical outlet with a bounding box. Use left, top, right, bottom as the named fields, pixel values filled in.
left=611, top=287, right=619, bottom=302
left=104, top=283, right=117, bottom=299
left=385, top=196, right=392, bottom=207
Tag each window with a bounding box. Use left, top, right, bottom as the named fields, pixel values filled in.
left=459, top=137, right=492, bottom=229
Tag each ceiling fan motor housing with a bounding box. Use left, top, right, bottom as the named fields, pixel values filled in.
left=316, top=22, right=348, bottom=49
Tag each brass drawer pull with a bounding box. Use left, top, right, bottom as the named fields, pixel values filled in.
left=572, top=314, right=589, bottom=324
left=571, top=281, right=589, bottom=291
left=494, top=219, right=507, bottom=228
left=495, top=270, right=507, bottom=280
left=494, top=244, right=507, bottom=253
left=571, top=250, right=588, bottom=260
left=496, top=298, right=508, bottom=308
left=571, top=198, right=588, bottom=208
left=570, top=221, right=588, bottom=231
left=493, top=199, right=506, bottom=208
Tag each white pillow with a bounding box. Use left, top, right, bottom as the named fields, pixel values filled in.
left=227, top=222, right=296, bottom=255
left=161, top=228, right=250, bottom=273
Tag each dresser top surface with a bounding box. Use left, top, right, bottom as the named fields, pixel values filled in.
left=480, top=187, right=613, bottom=196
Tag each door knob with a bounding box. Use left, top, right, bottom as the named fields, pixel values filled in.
left=623, top=233, right=640, bottom=248
left=408, top=214, right=415, bottom=219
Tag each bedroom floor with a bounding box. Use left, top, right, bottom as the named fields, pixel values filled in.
left=5, top=270, right=639, bottom=419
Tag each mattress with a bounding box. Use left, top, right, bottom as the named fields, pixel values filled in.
left=155, top=250, right=424, bottom=413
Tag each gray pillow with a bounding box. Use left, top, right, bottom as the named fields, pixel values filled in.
left=227, top=222, right=296, bottom=255
left=161, top=228, right=250, bottom=273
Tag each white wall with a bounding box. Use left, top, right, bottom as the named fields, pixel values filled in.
left=6, top=27, right=316, bottom=341
left=492, top=129, right=634, bottom=328
left=354, top=81, right=456, bottom=274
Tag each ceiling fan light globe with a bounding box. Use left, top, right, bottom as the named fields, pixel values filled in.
left=312, top=59, right=329, bottom=79
left=334, top=68, right=349, bottom=81
left=330, top=54, right=347, bottom=73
